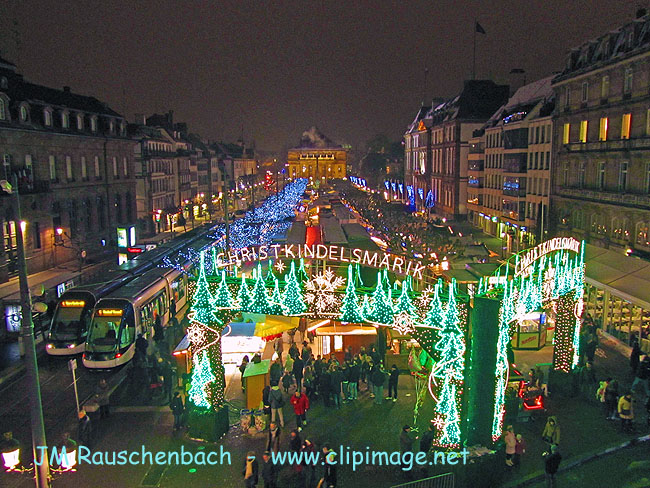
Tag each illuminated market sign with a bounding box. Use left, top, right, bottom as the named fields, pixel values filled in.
left=514, top=237, right=581, bottom=277
left=61, top=300, right=85, bottom=307
left=214, top=244, right=428, bottom=279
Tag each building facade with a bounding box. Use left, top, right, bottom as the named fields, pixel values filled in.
left=0, top=57, right=136, bottom=280
left=551, top=13, right=650, bottom=256
left=467, top=77, right=554, bottom=252
left=287, top=127, right=347, bottom=181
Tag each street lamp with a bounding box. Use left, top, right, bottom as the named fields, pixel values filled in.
left=1, top=177, right=50, bottom=487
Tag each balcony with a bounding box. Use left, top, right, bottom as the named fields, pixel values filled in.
left=468, top=160, right=484, bottom=172
left=142, top=149, right=176, bottom=158
left=555, top=187, right=650, bottom=210
left=469, top=142, right=485, bottom=154
left=503, top=153, right=527, bottom=173
left=562, top=137, right=650, bottom=153
left=468, top=177, right=483, bottom=188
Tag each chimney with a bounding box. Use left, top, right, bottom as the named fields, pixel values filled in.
left=508, top=68, right=526, bottom=96
left=63, top=86, right=70, bottom=93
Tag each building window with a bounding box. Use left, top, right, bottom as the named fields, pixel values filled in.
left=81, top=156, right=87, bottom=179
left=20, top=105, right=28, bottom=121
left=621, top=113, right=632, bottom=139
left=32, top=222, right=41, bottom=249
left=49, top=155, right=56, bottom=181
left=90, top=116, right=97, bottom=132
left=0, top=99, right=5, bottom=121
left=563, top=123, right=570, bottom=144
left=636, top=222, right=649, bottom=247
left=545, top=151, right=550, bottom=170
left=624, top=67, right=633, bottom=95
left=113, top=157, right=118, bottom=177
left=598, top=161, right=605, bottom=189
left=77, top=114, right=83, bottom=130
left=94, top=156, right=100, bottom=177
left=619, top=162, right=628, bottom=191
left=563, top=162, right=569, bottom=186
left=599, top=117, right=608, bottom=141
left=579, top=120, right=588, bottom=143
left=601, top=75, right=610, bottom=99
left=123, top=157, right=128, bottom=177
left=581, top=82, right=588, bottom=103
left=579, top=161, right=586, bottom=188
left=109, top=119, right=114, bottom=134
left=62, top=111, right=69, bottom=129
left=564, top=87, right=570, bottom=108
left=66, top=156, right=73, bottom=180
left=44, top=109, right=52, bottom=126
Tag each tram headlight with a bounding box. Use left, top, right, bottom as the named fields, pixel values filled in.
left=2, top=448, right=20, bottom=471
left=46, top=344, right=54, bottom=349
left=67, top=343, right=77, bottom=349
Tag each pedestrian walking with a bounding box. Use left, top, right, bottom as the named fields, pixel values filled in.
left=584, top=333, right=598, bottom=365
left=77, top=410, right=92, bottom=448
left=372, top=363, right=387, bottom=404
left=605, top=379, right=619, bottom=419
left=239, top=355, right=250, bottom=392
left=153, top=315, right=164, bottom=344
left=631, top=356, right=650, bottom=400
left=618, top=391, right=635, bottom=433
left=348, top=359, right=360, bottom=400
left=341, top=363, right=350, bottom=403
left=269, top=384, right=285, bottom=427
left=514, top=433, right=526, bottom=468
left=242, top=451, right=259, bottom=488
left=170, top=391, right=184, bottom=431
left=541, top=416, right=560, bottom=446
left=301, top=341, right=312, bottom=362
left=281, top=371, right=294, bottom=394
left=542, top=444, right=561, bottom=488
left=303, top=365, right=315, bottom=400
left=290, top=390, right=309, bottom=431
left=289, top=342, right=299, bottom=360
left=630, top=340, right=641, bottom=375
left=274, top=337, right=283, bottom=364
left=320, top=446, right=337, bottom=488
left=293, top=356, right=305, bottom=392
left=330, top=365, right=343, bottom=409
left=270, top=358, right=283, bottom=386
left=95, top=379, right=110, bottom=418
left=387, top=364, right=399, bottom=402
left=267, top=422, right=281, bottom=454
left=504, top=425, right=516, bottom=466
left=261, top=451, right=278, bottom=488
left=135, top=333, right=148, bottom=364
left=597, top=378, right=610, bottom=417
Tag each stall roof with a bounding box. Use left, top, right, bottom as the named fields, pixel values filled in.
left=445, top=269, right=480, bottom=283
left=243, top=359, right=271, bottom=378
left=321, top=218, right=348, bottom=244
left=286, top=221, right=307, bottom=244
left=228, top=322, right=257, bottom=336
left=584, top=244, right=650, bottom=309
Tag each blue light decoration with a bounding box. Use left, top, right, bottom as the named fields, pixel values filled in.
left=406, top=185, right=415, bottom=207
left=384, top=180, right=390, bottom=190
left=425, top=190, right=435, bottom=208
left=391, top=182, right=397, bottom=192
left=398, top=183, right=404, bottom=194
left=418, top=187, right=424, bottom=200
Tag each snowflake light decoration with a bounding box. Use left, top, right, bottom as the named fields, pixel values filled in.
left=304, top=268, right=345, bottom=316
left=187, top=323, right=206, bottom=347
left=432, top=414, right=446, bottom=430
left=274, top=260, right=286, bottom=273
left=392, top=311, right=416, bottom=335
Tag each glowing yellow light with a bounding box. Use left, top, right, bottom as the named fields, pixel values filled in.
left=97, top=309, right=123, bottom=316
left=61, top=300, right=85, bottom=308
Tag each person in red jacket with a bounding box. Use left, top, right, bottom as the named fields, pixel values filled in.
left=290, top=389, right=310, bottom=431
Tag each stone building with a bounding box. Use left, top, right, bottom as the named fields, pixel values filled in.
left=287, top=127, right=347, bottom=181
left=0, top=57, right=136, bottom=281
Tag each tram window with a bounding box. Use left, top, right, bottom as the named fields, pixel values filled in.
left=89, top=320, right=119, bottom=346
left=171, top=276, right=185, bottom=301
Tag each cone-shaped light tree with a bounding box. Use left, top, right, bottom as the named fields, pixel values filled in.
left=282, top=261, right=307, bottom=315
left=188, top=351, right=215, bottom=408
left=368, top=271, right=394, bottom=324
left=192, top=251, right=219, bottom=326
left=269, top=278, right=285, bottom=315
left=237, top=274, right=252, bottom=311
left=339, top=264, right=364, bottom=323
left=213, top=270, right=234, bottom=309
left=395, top=280, right=417, bottom=316
left=249, top=264, right=272, bottom=314
left=361, top=294, right=372, bottom=320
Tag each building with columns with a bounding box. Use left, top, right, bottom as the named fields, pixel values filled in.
left=287, top=127, right=347, bottom=181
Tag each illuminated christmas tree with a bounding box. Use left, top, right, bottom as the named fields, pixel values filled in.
left=353, top=263, right=364, bottom=287
left=249, top=264, right=272, bottom=314
left=423, top=282, right=445, bottom=330
left=395, top=280, right=417, bottom=316
left=437, top=379, right=461, bottom=446
left=297, top=258, right=309, bottom=282
left=368, top=271, right=394, bottom=324
left=269, top=278, right=285, bottom=315
left=237, top=275, right=252, bottom=311
left=382, top=269, right=392, bottom=299
left=339, top=264, right=364, bottom=323
left=361, top=294, right=372, bottom=319
left=188, top=351, right=215, bottom=409
left=213, top=271, right=234, bottom=309
left=434, top=281, right=465, bottom=380
left=265, top=260, right=276, bottom=285
left=282, top=261, right=307, bottom=315
left=191, top=251, right=219, bottom=326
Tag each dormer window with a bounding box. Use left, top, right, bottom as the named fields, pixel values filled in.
left=77, top=114, right=84, bottom=130
left=20, top=105, right=28, bottom=122
left=90, top=116, right=97, bottom=133
left=61, top=111, right=69, bottom=129
left=44, top=109, right=52, bottom=126
left=0, top=77, right=7, bottom=89
left=109, top=119, right=114, bottom=134
left=119, top=121, right=126, bottom=136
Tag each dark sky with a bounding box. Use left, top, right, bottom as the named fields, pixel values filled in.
left=1, top=0, right=640, bottom=152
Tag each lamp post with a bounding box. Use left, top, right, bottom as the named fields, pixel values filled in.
left=1, top=177, right=50, bottom=487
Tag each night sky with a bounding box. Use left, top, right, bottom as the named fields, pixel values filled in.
left=1, top=1, right=639, bottom=152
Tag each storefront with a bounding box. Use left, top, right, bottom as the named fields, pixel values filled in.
left=510, top=311, right=548, bottom=350
left=312, top=322, right=377, bottom=363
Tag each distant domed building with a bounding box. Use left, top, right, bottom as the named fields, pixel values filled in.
left=287, top=126, right=347, bottom=180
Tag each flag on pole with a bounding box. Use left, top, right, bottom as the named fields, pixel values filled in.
left=475, top=22, right=486, bottom=34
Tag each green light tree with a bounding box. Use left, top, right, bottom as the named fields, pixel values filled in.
left=297, top=258, right=309, bottom=282
left=282, top=261, right=307, bottom=315
left=249, top=264, right=272, bottom=314
left=188, top=351, right=215, bottom=408
left=339, top=264, right=364, bottom=323
left=265, top=260, right=276, bottom=285
left=436, top=379, right=461, bottom=446
left=213, top=270, right=234, bottom=309
left=192, top=251, right=219, bottom=326
left=361, top=294, right=372, bottom=320
left=237, top=275, right=252, bottom=311
left=395, top=280, right=417, bottom=316
left=434, top=281, right=465, bottom=380
left=368, top=271, right=394, bottom=324
left=269, top=278, right=285, bottom=315
left=423, top=282, right=445, bottom=330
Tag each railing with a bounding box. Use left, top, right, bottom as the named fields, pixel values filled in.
left=562, top=136, right=650, bottom=153
left=142, top=149, right=176, bottom=158
left=469, top=142, right=485, bottom=154
left=503, top=188, right=526, bottom=197
left=556, top=187, right=650, bottom=209
left=391, top=472, right=454, bottom=488
left=468, top=160, right=484, bottom=171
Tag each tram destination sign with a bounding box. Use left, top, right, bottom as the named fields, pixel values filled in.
left=515, top=237, right=581, bottom=277
left=214, top=244, right=428, bottom=279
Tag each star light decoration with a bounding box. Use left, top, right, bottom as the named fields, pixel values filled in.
left=304, top=268, right=345, bottom=316
left=187, top=323, right=206, bottom=346
left=432, top=414, right=446, bottom=430
left=392, top=311, right=416, bottom=335
left=274, top=260, right=286, bottom=273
